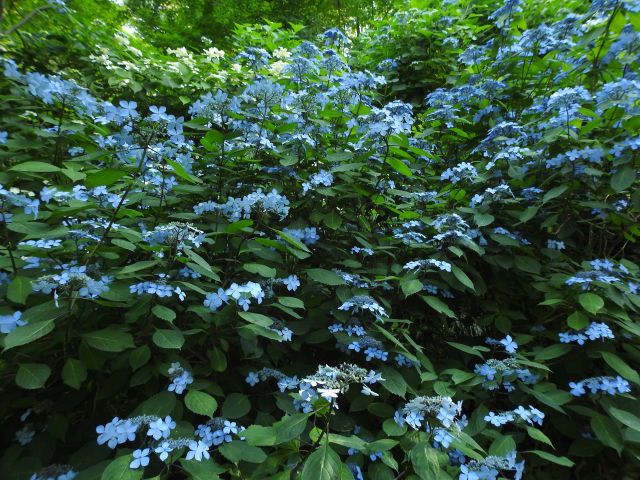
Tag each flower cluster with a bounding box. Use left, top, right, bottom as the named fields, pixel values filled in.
left=474, top=358, right=539, bottom=391
left=559, top=322, right=614, bottom=344
left=338, top=295, right=388, bottom=319
left=0, top=311, right=26, bottom=334
left=569, top=376, right=631, bottom=396
left=167, top=363, right=194, bottom=394
left=484, top=405, right=545, bottom=426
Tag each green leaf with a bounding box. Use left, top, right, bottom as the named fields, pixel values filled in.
left=591, top=413, right=623, bottom=454
left=410, top=442, right=442, bottom=480
left=422, top=295, right=456, bottom=318
left=226, top=219, right=253, bottom=233
left=578, top=293, right=604, bottom=314
left=219, top=440, right=266, bottom=463
left=201, top=129, right=223, bottom=150
left=452, top=265, right=475, bottom=290
left=7, top=276, right=32, bottom=304
left=242, top=424, right=277, bottom=446
left=238, top=311, right=273, bottom=327
left=323, top=211, right=343, bottom=229
left=380, top=366, right=407, bottom=397
left=601, top=351, right=640, bottom=384
left=514, top=256, right=541, bottom=274
left=385, top=157, right=414, bottom=177
left=275, top=413, right=309, bottom=443
left=166, top=157, right=202, bottom=183
left=185, top=390, right=218, bottom=417
left=306, top=268, right=346, bottom=285
left=518, top=206, right=539, bottom=223
left=152, top=329, right=185, bottom=349
left=179, top=459, right=224, bottom=479
left=301, top=441, right=342, bottom=480
left=101, top=455, right=143, bottom=480
left=542, top=185, right=568, bottom=204
left=328, top=434, right=367, bottom=451
left=118, top=260, right=159, bottom=275
left=526, top=427, right=554, bottom=448
left=529, top=450, right=574, bottom=467
left=85, top=169, right=128, bottom=188
left=183, top=249, right=220, bottom=281
left=474, top=213, right=494, bottom=227
left=16, top=363, right=51, bottom=389
left=222, top=393, right=251, bottom=419
left=83, top=328, right=134, bottom=352
left=129, top=346, right=151, bottom=371
left=273, top=228, right=311, bottom=252
left=4, top=318, right=55, bottom=350
left=62, top=358, right=87, bottom=390
left=401, top=278, right=423, bottom=297
left=447, top=342, right=484, bottom=358
left=489, top=435, right=516, bottom=457
left=608, top=407, right=640, bottom=432
left=534, top=344, right=571, bottom=361
left=611, top=166, right=635, bottom=192
left=152, top=305, right=176, bottom=323
left=243, top=263, right=276, bottom=278
left=567, top=311, right=589, bottom=330
left=133, top=391, right=176, bottom=417
left=278, top=296, right=305, bottom=309
left=10, top=161, right=60, bottom=172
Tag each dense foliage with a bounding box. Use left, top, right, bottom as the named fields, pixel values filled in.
left=1, top=1, right=640, bottom=480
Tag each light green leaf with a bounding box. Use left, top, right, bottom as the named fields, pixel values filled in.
left=7, top=276, right=32, bottom=304
left=185, top=390, right=218, bottom=417
left=401, top=279, right=423, bottom=297
left=273, top=228, right=311, bottom=252
left=4, top=318, right=55, bottom=350
left=452, top=265, right=475, bottom=290
left=242, top=424, right=277, bottom=446
left=385, top=157, right=414, bottom=177
left=301, top=441, right=342, bottom=480
left=219, top=440, right=266, bottom=463
left=101, top=455, right=143, bottom=480
left=275, top=413, right=309, bottom=443
left=10, top=161, right=60, bottom=172
left=601, top=351, right=640, bottom=384
left=578, top=293, right=604, bottom=314
left=474, top=213, right=494, bottom=227
left=278, top=296, right=305, bottom=309
left=410, top=442, right=442, bottom=480
left=179, top=459, right=224, bottom=479
left=152, top=305, right=176, bottom=323
left=422, top=295, right=456, bottom=318
left=152, top=329, right=184, bottom=349
left=243, top=263, right=276, bottom=278
left=608, top=407, right=640, bottom=432
left=526, top=427, right=554, bottom=448
left=529, top=450, right=574, bottom=467
left=542, top=185, right=568, bottom=203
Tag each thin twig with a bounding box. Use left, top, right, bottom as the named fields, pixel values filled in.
left=1, top=5, right=51, bottom=36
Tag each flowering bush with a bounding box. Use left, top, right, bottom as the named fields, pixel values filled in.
left=1, top=0, right=639, bottom=479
